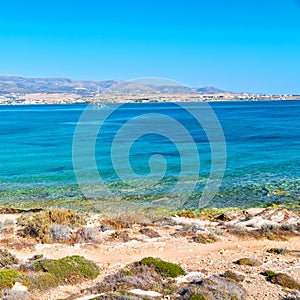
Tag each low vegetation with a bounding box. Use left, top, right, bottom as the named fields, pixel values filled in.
left=267, top=248, right=288, bottom=255
left=0, top=254, right=99, bottom=295
left=234, top=258, right=262, bottom=267
left=0, top=249, right=19, bottom=269
left=0, top=270, right=23, bottom=291
left=17, top=209, right=87, bottom=243
left=261, top=270, right=300, bottom=289
left=34, top=255, right=99, bottom=284
left=140, top=257, right=185, bottom=278
left=223, top=270, right=245, bottom=282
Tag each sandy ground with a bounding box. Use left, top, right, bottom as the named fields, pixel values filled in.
left=1, top=211, right=300, bottom=300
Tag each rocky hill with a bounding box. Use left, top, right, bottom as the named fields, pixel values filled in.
left=0, top=75, right=227, bottom=95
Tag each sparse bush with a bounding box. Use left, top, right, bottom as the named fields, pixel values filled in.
left=190, top=294, right=208, bottom=300
left=223, top=270, right=245, bottom=282
left=234, top=258, right=262, bottom=267
left=261, top=224, right=278, bottom=231
left=140, top=257, right=185, bottom=278
left=79, top=226, right=98, bottom=242
left=0, top=270, right=23, bottom=291
left=192, top=233, right=219, bottom=244
left=24, top=272, right=60, bottom=290
left=49, top=224, right=71, bottom=241
left=267, top=248, right=288, bottom=255
left=280, top=224, right=295, bottom=231
left=0, top=219, right=14, bottom=234
left=17, top=209, right=86, bottom=243
left=261, top=270, right=276, bottom=277
left=270, top=273, right=300, bottom=289
left=0, top=249, right=19, bottom=269
left=34, top=255, right=99, bottom=284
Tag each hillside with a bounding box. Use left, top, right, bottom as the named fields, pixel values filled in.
left=0, top=75, right=226, bottom=95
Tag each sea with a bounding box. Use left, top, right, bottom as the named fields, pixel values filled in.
left=0, top=101, right=299, bottom=211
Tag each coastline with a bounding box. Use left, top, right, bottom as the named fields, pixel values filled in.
left=0, top=93, right=299, bottom=105
left=0, top=207, right=299, bottom=299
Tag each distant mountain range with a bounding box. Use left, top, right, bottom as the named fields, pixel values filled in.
left=0, top=75, right=228, bottom=95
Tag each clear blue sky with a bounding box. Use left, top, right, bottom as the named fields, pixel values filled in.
left=1, top=0, right=300, bottom=94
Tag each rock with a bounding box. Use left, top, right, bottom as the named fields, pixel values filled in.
left=176, top=275, right=247, bottom=300
left=139, top=228, right=161, bottom=238
left=176, top=272, right=206, bottom=284
left=11, top=282, right=28, bottom=292
left=130, top=289, right=162, bottom=297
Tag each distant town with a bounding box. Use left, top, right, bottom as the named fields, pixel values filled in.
left=0, top=75, right=299, bottom=105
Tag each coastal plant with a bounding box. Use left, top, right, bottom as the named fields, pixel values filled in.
left=234, top=258, right=262, bottom=267
left=267, top=248, right=288, bottom=255
left=82, top=260, right=178, bottom=295
left=0, top=270, right=23, bottom=291
left=189, top=294, right=208, bottom=300
left=140, top=257, right=185, bottom=278
left=49, top=223, right=72, bottom=241
left=0, top=249, right=19, bottom=269
left=192, top=233, right=219, bottom=244
left=0, top=219, right=14, bottom=234
left=17, top=209, right=87, bottom=243
left=223, top=270, right=245, bottom=282
left=34, top=255, right=99, bottom=284
left=100, top=212, right=163, bottom=230
left=78, top=226, right=98, bottom=242
left=262, top=271, right=300, bottom=289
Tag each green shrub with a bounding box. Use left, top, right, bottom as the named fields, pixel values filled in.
left=0, top=270, right=23, bottom=291
left=190, top=294, right=208, bottom=300
left=267, top=248, right=288, bottom=255
left=0, top=249, right=19, bottom=269
left=270, top=273, right=300, bottom=289
left=24, top=273, right=59, bottom=290
left=34, top=255, right=99, bottom=284
left=234, top=258, right=262, bottom=267
left=261, top=270, right=276, bottom=277
left=17, top=209, right=86, bottom=243
left=223, top=270, right=245, bottom=282
left=140, top=257, right=185, bottom=278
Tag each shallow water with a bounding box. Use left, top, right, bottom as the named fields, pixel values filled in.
left=0, top=101, right=299, bottom=210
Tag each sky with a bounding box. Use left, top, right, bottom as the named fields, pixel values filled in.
left=0, top=0, right=300, bottom=94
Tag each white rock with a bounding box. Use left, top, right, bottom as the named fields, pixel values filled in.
left=130, top=289, right=162, bottom=297
left=176, top=272, right=206, bottom=284
left=12, top=282, right=28, bottom=292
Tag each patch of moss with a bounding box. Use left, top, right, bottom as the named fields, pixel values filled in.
left=0, top=249, right=19, bottom=269
left=234, top=258, right=262, bottom=267
left=34, top=256, right=99, bottom=284
left=140, top=257, right=185, bottom=278
left=190, top=293, right=208, bottom=300
left=0, top=269, right=23, bottom=291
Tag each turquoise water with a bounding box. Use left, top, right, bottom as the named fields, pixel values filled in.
left=0, top=101, right=299, bottom=210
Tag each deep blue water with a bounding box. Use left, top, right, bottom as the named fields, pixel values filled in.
left=0, top=101, right=299, bottom=210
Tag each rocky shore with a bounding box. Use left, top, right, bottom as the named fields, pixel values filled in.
left=0, top=207, right=299, bottom=299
